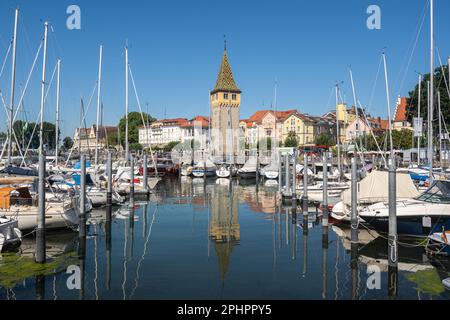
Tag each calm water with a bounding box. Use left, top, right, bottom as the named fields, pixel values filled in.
left=1, top=177, right=450, bottom=300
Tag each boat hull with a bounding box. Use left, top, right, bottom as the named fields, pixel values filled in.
left=237, top=171, right=256, bottom=179
left=360, top=214, right=450, bottom=238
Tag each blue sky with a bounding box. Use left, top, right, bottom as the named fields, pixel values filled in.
left=0, top=0, right=449, bottom=138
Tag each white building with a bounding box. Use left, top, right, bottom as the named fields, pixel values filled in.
left=180, top=116, right=210, bottom=144
left=139, top=117, right=210, bottom=147
left=139, top=118, right=188, bottom=147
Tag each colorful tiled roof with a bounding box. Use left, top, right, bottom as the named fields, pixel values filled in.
left=212, top=50, right=241, bottom=94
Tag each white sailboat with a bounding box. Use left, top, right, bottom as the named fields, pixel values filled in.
left=0, top=186, right=79, bottom=231
left=237, top=156, right=257, bottom=179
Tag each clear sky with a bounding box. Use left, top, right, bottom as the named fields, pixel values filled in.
left=0, top=0, right=449, bottom=139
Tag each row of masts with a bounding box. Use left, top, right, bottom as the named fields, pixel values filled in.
left=2, top=9, right=150, bottom=171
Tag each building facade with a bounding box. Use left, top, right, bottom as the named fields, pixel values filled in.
left=73, top=125, right=118, bottom=151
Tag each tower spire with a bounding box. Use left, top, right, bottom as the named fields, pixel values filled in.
left=224, top=34, right=227, bottom=52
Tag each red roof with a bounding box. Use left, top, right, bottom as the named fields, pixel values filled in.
left=369, top=117, right=390, bottom=131
left=394, top=97, right=408, bottom=122
left=180, top=116, right=210, bottom=128
left=247, top=109, right=298, bottom=124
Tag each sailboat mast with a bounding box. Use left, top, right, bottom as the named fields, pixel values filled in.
left=7, top=8, right=19, bottom=166
left=349, top=69, right=363, bottom=159
left=125, top=45, right=129, bottom=164
left=417, top=73, right=422, bottom=168
left=274, top=79, right=278, bottom=151
left=335, top=83, right=341, bottom=180
left=382, top=53, right=394, bottom=159
left=428, top=0, right=434, bottom=180
left=55, top=59, right=61, bottom=166
left=95, top=45, right=103, bottom=169
left=438, top=91, right=442, bottom=168
left=39, top=22, right=49, bottom=155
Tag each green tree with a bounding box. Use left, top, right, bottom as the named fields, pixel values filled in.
left=316, top=132, right=335, bottom=147
left=129, top=143, right=143, bottom=151
left=407, top=64, right=450, bottom=125
left=107, top=131, right=119, bottom=147
left=284, top=132, right=298, bottom=148
left=11, top=121, right=57, bottom=150
left=118, top=112, right=156, bottom=146
left=164, top=141, right=180, bottom=152
left=63, top=137, right=74, bottom=150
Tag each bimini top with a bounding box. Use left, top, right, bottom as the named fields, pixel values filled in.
left=0, top=187, right=32, bottom=210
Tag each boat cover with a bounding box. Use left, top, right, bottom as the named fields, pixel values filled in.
left=342, top=170, right=420, bottom=205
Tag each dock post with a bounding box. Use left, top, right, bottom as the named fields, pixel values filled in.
left=278, top=151, right=282, bottom=193
left=130, top=155, right=135, bottom=208
left=292, top=149, right=297, bottom=205
left=323, top=152, right=329, bottom=221
left=388, top=157, right=398, bottom=298
left=256, top=151, right=260, bottom=183
left=143, top=154, right=149, bottom=198
left=350, top=157, right=358, bottom=243
left=107, top=152, right=112, bottom=209
left=285, top=154, right=290, bottom=193
left=79, top=155, right=87, bottom=239
left=36, top=152, right=46, bottom=263
left=302, top=152, right=308, bottom=214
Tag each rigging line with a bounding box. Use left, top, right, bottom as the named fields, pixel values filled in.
left=436, top=47, right=450, bottom=101
left=357, top=100, right=387, bottom=167
left=0, top=91, right=25, bottom=161
left=394, top=0, right=429, bottom=96
left=0, top=42, right=11, bottom=80
left=12, top=40, right=43, bottom=125
left=325, top=85, right=334, bottom=111
left=18, top=14, right=34, bottom=64
left=367, top=54, right=383, bottom=113
left=128, top=64, right=158, bottom=169
left=19, top=111, right=41, bottom=167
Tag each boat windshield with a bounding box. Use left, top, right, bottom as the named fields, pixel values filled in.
left=416, top=181, right=450, bottom=204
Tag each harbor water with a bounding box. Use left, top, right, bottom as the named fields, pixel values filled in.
left=1, top=177, right=449, bottom=300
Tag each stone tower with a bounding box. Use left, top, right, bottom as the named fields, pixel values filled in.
left=210, top=48, right=241, bottom=159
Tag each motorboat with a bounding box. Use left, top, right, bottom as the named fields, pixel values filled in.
left=237, top=157, right=257, bottom=179
left=313, top=162, right=340, bottom=181
left=297, top=181, right=350, bottom=203
left=359, top=180, right=450, bottom=238
left=331, top=170, right=420, bottom=223
left=0, top=216, right=22, bottom=252
left=192, top=160, right=216, bottom=177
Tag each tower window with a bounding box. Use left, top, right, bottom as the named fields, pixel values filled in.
left=232, top=94, right=237, bottom=100
left=224, top=93, right=229, bottom=100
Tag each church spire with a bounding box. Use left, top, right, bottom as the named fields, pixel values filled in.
left=212, top=45, right=241, bottom=94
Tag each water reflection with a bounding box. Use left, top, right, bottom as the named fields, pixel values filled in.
left=0, top=178, right=450, bottom=300
left=209, top=181, right=240, bottom=284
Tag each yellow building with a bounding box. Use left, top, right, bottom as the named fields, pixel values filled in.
left=281, top=111, right=315, bottom=146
